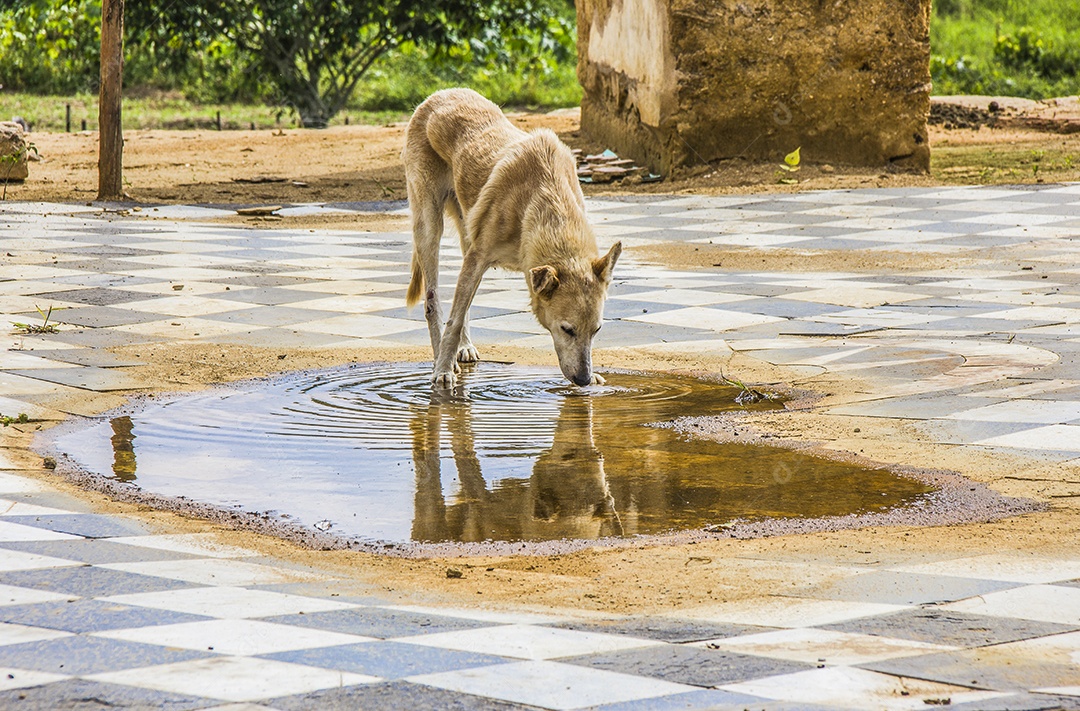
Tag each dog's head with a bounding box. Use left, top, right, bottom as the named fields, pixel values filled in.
left=529, top=241, right=622, bottom=386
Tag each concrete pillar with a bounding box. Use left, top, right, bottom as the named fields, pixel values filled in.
left=577, top=0, right=932, bottom=175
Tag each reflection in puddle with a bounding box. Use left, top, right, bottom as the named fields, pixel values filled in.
left=53, top=363, right=933, bottom=544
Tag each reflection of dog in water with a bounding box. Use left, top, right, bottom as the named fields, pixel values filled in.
left=410, top=395, right=621, bottom=543
left=403, top=88, right=621, bottom=389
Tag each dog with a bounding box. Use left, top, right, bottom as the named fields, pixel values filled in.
left=403, top=88, right=621, bottom=389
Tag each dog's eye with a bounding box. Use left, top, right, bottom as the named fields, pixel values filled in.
left=561, top=325, right=576, bottom=337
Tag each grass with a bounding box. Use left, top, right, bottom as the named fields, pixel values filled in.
left=931, top=0, right=1080, bottom=97
left=0, top=91, right=413, bottom=133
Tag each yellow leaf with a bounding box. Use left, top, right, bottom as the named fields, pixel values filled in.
left=784, top=147, right=801, bottom=167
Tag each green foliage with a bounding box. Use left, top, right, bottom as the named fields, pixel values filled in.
left=0, top=412, right=30, bottom=427
left=11, top=304, right=58, bottom=333
left=125, top=0, right=575, bottom=127
left=0, top=0, right=580, bottom=120
left=931, top=0, right=1080, bottom=98
left=0, top=0, right=100, bottom=93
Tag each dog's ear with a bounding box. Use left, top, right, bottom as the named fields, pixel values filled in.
left=593, top=241, right=622, bottom=284
left=530, top=265, right=560, bottom=298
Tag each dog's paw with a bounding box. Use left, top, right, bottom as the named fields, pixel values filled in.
left=432, top=370, right=457, bottom=389
left=590, top=373, right=606, bottom=386
left=456, top=344, right=480, bottom=363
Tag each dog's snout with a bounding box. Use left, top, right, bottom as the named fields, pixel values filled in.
left=571, top=373, right=592, bottom=387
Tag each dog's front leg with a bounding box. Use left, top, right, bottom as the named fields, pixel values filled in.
left=433, top=251, right=488, bottom=388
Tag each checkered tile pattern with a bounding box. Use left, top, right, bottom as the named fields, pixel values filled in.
left=0, top=475, right=1075, bottom=709
left=1, top=185, right=1079, bottom=708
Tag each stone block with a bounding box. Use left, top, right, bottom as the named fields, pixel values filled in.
left=578, top=0, right=932, bottom=174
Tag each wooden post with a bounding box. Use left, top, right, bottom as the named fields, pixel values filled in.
left=65, top=103, right=71, bottom=133
left=97, top=0, right=124, bottom=201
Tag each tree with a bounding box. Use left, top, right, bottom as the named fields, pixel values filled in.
left=128, top=0, right=566, bottom=128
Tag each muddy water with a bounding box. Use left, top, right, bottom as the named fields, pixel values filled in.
left=53, top=363, right=932, bottom=545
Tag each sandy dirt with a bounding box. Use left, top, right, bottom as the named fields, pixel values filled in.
left=3, top=105, right=1080, bottom=616
left=7, top=104, right=1080, bottom=208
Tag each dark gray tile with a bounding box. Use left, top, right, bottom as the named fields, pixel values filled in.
left=861, top=648, right=1080, bottom=692
left=0, top=678, right=217, bottom=711
left=2, top=367, right=147, bottom=392
left=949, top=693, right=1080, bottom=711
left=261, top=607, right=496, bottom=639
left=0, top=598, right=209, bottom=633
left=250, top=580, right=387, bottom=605
left=718, top=299, right=844, bottom=319
left=205, top=328, right=356, bottom=349
left=587, top=688, right=774, bottom=711
left=798, top=571, right=1020, bottom=605
left=600, top=300, right=684, bottom=320
left=0, top=539, right=196, bottom=565
left=212, top=287, right=336, bottom=305
left=820, top=608, right=1080, bottom=647
left=200, top=306, right=340, bottom=327
left=3, top=514, right=151, bottom=539
left=548, top=618, right=770, bottom=644
left=269, top=680, right=531, bottom=711
left=28, top=349, right=147, bottom=368
left=0, top=565, right=197, bottom=597
left=0, top=635, right=212, bottom=675
left=31, top=329, right=158, bottom=348
left=29, top=287, right=158, bottom=307
left=34, top=306, right=165, bottom=328
left=562, top=644, right=813, bottom=687
left=263, top=640, right=510, bottom=678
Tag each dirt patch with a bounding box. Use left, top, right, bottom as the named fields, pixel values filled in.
left=929, top=101, right=997, bottom=130
left=632, top=243, right=973, bottom=273
left=7, top=104, right=1080, bottom=213
left=4, top=334, right=1077, bottom=615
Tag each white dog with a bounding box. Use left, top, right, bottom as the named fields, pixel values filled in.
left=404, top=88, right=621, bottom=388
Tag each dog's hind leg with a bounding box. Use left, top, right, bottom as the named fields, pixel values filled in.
left=433, top=249, right=489, bottom=389
left=406, top=187, right=450, bottom=366
left=445, top=198, right=479, bottom=363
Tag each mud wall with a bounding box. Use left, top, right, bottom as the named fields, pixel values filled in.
left=578, top=0, right=932, bottom=174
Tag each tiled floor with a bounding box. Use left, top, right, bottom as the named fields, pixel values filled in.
left=1, top=185, right=1080, bottom=708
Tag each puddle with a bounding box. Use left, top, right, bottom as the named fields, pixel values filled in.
left=47, top=363, right=937, bottom=548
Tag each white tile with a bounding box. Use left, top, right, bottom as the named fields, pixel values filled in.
left=0, top=499, right=73, bottom=517
left=88, top=656, right=378, bottom=702
left=976, top=425, right=1080, bottom=452
left=786, top=286, right=925, bottom=309
left=1036, top=686, right=1080, bottom=696
left=0, top=549, right=80, bottom=572
left=105, top=533, right=259, bottom=558
left=408, top=660, right=695, bottom=710
left=942, top=584, right=1080, bottom=624
left=0, top=582, right=73, bottom=607
left=889, top=555, right=1080, bottom=584
left=94, top=618, right=374, bottom=655
left=609, top=289, right=755, bottom=307
left=121, top=296, right=248, bottom=317
left=0, top=665, right=69, bottom=691
left=102, top=586, right=361, bottom=619
left=0, top=621, right=71, bottom=647
left=721, top=666, right=1005, bottom=710
left=380, top=604, right=568, bottom=625
left=626, top=306, right=783, bottom=332
left=99, top=559, right=329, bottom=586
left=674, top=598, right=910, bottom=628
left=0, top=520, right=79, bottom=542
left=296, top=314, right=420, bottom=338
left=396, top=623, right=660, bottom=660
left=0, top=472, right=45, bottom=493
left=982, top=630, right=1080, bottom=666
left=698, top=627, right=953, bottom=665
left=943, top=400, right=1080, bottom=424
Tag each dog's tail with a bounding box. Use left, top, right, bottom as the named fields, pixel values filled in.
left=405, top=251, right=424, bottom=308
